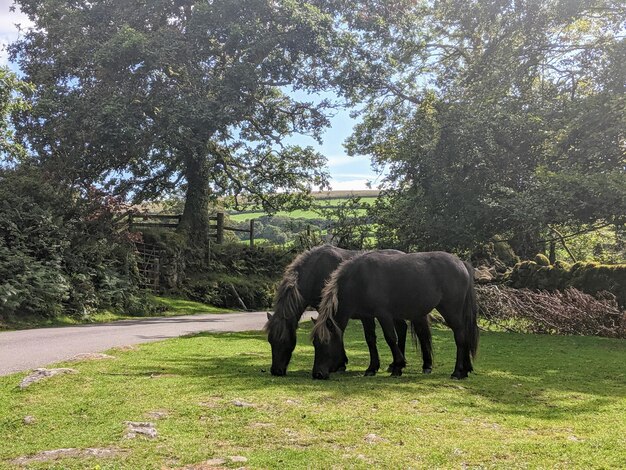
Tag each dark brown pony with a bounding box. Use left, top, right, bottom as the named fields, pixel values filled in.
left=264, top=245, right=431, bottom=376
left=311, top=251, right=478, bottom=380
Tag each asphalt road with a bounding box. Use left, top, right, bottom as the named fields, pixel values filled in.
left=0, top=311, right=313, bottom=376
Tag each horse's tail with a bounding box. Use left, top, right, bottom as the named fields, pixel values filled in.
left=310, top=262, right=344, bottom=343
left=410, top=316, right=433, bottom=358
left=410, top=321, right=419, bottom=352
left=463, top=261, right=479, bottom=359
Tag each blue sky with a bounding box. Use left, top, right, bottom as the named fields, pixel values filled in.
left=0, top=0, right=380, bottom=191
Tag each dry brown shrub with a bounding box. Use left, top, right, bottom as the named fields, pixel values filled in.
left=476, top=285, right=626, bottom=338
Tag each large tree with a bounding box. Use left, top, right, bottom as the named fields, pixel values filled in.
left=10, top=0, right=358, bottom=244
left=0, top=67, right=32, bottom=163
left=345, top=0, right=626, bottom=255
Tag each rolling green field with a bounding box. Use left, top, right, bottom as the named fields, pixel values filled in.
left=1, top=323, right=625, bottom=469
left=227, top=196, right=378, bottom=222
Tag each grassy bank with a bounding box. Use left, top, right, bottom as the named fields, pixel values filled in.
left=0, top=297, right=233, bottom=331
left=1, top=323, right=625, bottom=468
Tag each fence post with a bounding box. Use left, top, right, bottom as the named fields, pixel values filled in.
left=249, top=219, right=255, bottom=246
left=216, top=212, right=224, bottom=244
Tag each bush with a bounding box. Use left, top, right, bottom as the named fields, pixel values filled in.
left=143, top=241, right=294, bottom=310
left=208, top=243, right=293, bottom=280
left=0, top=166, right=157, bottom=321
left=182, top=274, right=275, bottom=310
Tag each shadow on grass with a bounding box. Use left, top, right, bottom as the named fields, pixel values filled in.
left=119, top=324, right=626, bottom=421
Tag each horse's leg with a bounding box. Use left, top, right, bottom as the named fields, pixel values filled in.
left=361, top=317, right=380, bottom=376
left=387, top=319, right=407, bottom=372
left=451, top=329, right=472, bottom=379
left=337, top=343, right=349, bottom=372
left=413, top=315, right=433, bottom=374
left=378, top=315, right=406, bottom=377
left=439, top=305, right=471, bottom=379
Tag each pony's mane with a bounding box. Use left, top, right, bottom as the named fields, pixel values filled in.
left=264, top=246, right=329, bottom=340
left=310, top=256, right=353, bottom=343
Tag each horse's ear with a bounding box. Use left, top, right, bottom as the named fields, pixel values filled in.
left=311, top=317, right=317, bottom=325
left=266, top=312, right=272, bottom=320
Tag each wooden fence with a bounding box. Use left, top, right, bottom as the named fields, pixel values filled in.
left=122, top=212, right=255, bottom=246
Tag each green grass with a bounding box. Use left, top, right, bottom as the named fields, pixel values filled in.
left=1, top=324, right=625, bottom=468
left=0, top=297, right=232, bottom=331
left=154, top=297, right=233, bottom=316
left=227, top=196, right=377, bottom=222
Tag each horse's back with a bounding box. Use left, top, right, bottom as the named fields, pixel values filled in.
left=338, top=251, right=470, bottom=318
left=296, top=245, right=356, bottom=307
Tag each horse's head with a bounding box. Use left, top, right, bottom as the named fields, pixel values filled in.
left=311, top=317, right=345, bottom=380
left=265, top=312, right=297, bottom=376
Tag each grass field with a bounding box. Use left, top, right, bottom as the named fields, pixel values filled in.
left=1, top=323, right=625, bottom=469
left=227, top=196, right=378, bottom=222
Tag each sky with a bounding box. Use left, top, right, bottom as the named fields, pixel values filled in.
left=0, top=0, right=381, bottom=191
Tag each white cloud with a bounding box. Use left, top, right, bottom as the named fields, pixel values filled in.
left=325, top=154, right=374, bottom=168
left=0, top=0, right=32, bottom=66
left=328, top=178, right=382, bottom=191
left=325, top=154, right=356, bottom=167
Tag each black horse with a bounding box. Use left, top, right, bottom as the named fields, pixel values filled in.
left=264, top=245, right=429, bottom=376
left=311, top=250, right=478, bottom=380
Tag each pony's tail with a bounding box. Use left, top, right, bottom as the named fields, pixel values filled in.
left=410, top=321, right=419, bottom=352
left=310, top=268, right=341, bottom=343
left=463, top=261, right=479, bottom=359
left=410, top=316, right=433, bottom=359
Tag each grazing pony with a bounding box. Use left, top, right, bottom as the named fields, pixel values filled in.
left=264, top=245, right=426, bottom=376
left=311, top=251, right=478, bottom=380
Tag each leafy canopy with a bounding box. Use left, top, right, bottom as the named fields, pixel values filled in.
left=345, top=1, right=626, bottom=254
left=9, top=0, right=363, bottom=241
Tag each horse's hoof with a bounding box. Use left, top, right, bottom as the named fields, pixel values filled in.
left=364, top=370, right=377, bottom=376
left=450, top=372, right=468, bottom=380
left=386, top=364, right=393, bottom=373
left=336, top=365, right=347, bottom=372
left=390, top=369, right=403, bottom=377
left=312, top=371, right=329, bottom=380
left=422, top=368, right=432, bottom=374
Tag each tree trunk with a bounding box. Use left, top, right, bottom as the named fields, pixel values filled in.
left=178, top=154, right=210, bottom=247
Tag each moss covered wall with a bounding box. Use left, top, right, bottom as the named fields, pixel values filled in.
left=510, top=260, right=626, bottom=307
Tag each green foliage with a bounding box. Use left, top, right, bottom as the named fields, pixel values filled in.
left=9, top=0, right=367, bottom=242
left=0, top=166, right=157, bottom=321
left=0, top=67, right=33, bottom=162
left=345, top=1, right=626, bottom=255
left=209, top=244, right=293, bottom=280
left=182, top=274, right=275, bottom=311
left=153, top=242, right=294, bottom=310
left=320, top=197, right=374, bottom=250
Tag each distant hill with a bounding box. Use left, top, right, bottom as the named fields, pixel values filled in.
left=310, top=189, right=380, bottom=200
